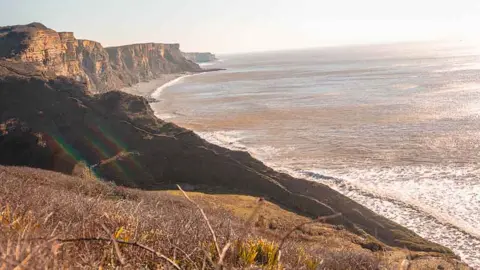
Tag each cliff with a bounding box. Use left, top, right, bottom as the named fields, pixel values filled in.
left=183, top=52, right=217, bottom=63
left=105, top=43, right=200, bottom=85
left=0, top=23, right=201, bottom=93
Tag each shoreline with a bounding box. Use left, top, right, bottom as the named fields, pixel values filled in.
left=151, top=73, right=199, bottom=99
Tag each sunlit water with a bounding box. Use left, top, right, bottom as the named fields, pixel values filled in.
left=152, top=42, right=480, bottom=267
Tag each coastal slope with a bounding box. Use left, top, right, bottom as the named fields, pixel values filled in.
left=0, top=22, right=470, bottom=268
left=0, top=165, right=470, bottom=269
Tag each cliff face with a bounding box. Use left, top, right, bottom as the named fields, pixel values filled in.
left=76, top=39, right=125, bottom=91
left=105, top=43, right=200, bottom=85
left=183, top=52, right=217, bottom=63
left=0, top=23, right=85, bottom=81
left=0, top=23, right=201, bottom=93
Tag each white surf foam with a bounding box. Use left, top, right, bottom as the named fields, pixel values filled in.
left=198, top=59, right=224, bottom=67
left=154, top=113, right=176, bottom=120
left=328, top=166, right=480, bottom=236
left=392, top=83, right=419, bottom=91
left=199, top=62, right=215, bottom=67
left=433, top=63, right=480, bottom=73
left=196, top=130, right=249, bottom=151
left=196, top=130, right=286, bottom=162
left=295, top=166, right=480, bottom=268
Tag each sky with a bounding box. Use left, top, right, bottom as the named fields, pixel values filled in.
left=1, top=0, right=480, bottom=54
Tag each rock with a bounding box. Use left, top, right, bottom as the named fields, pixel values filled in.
left=145, top=96, right=158, bottom=103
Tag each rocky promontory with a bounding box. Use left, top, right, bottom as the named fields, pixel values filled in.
left=183, top=52, right=217, bottom=63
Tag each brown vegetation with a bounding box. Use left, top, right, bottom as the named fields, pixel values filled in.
left=0, top=166, right=469, bottom=269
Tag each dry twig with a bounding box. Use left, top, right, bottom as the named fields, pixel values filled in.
left=101, top=224, right=125, bottom=266
left=57, top=237, right=181, bottom=270
left=177, top=184, right=221, bottom=257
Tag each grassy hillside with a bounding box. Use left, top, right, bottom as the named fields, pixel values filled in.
left=0, top=166, right=469, bottom=269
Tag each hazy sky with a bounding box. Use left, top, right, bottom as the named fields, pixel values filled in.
left=1, top=0, right=480, bottom=53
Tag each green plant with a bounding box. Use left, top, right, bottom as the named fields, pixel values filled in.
left=237, top=239, right=279, bottom=268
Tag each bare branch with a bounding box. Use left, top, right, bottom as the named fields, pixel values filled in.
left=57, top=237, right=181, bottom=270
left=216, top=242, right=232, bottom=268
left=170, top=242, right=198, bottom=269
left=177, top=184, right=221, bottom=257
left=101, top=224, right=125, bottom=266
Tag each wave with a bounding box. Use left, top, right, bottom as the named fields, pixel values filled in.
left=298, top=167, right=480, bottom=267
left=391, top=83, right=419, bottom=91
left=153, top=113, right=176, bottom=120
left=199, top=62, right=215, bottom=67
left=433, top=63, right=480, bottom=73
left=197, top=130, right=248, bottom=151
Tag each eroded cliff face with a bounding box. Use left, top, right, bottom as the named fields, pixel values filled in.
left=76, top=39, right=125, bottom=91
left=0, top=23, right=201, bottom=93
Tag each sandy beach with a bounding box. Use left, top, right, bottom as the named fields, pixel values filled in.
left=120, top=73, right=187, bottom=98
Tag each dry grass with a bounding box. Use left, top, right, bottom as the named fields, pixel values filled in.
left=0, top=166, right=467, bottom=269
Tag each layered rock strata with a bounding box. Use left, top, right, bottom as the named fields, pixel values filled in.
left=0, top=23, right=201, bottom=93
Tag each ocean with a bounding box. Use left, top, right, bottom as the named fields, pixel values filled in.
left=151, top=42, right=480, bottom=267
